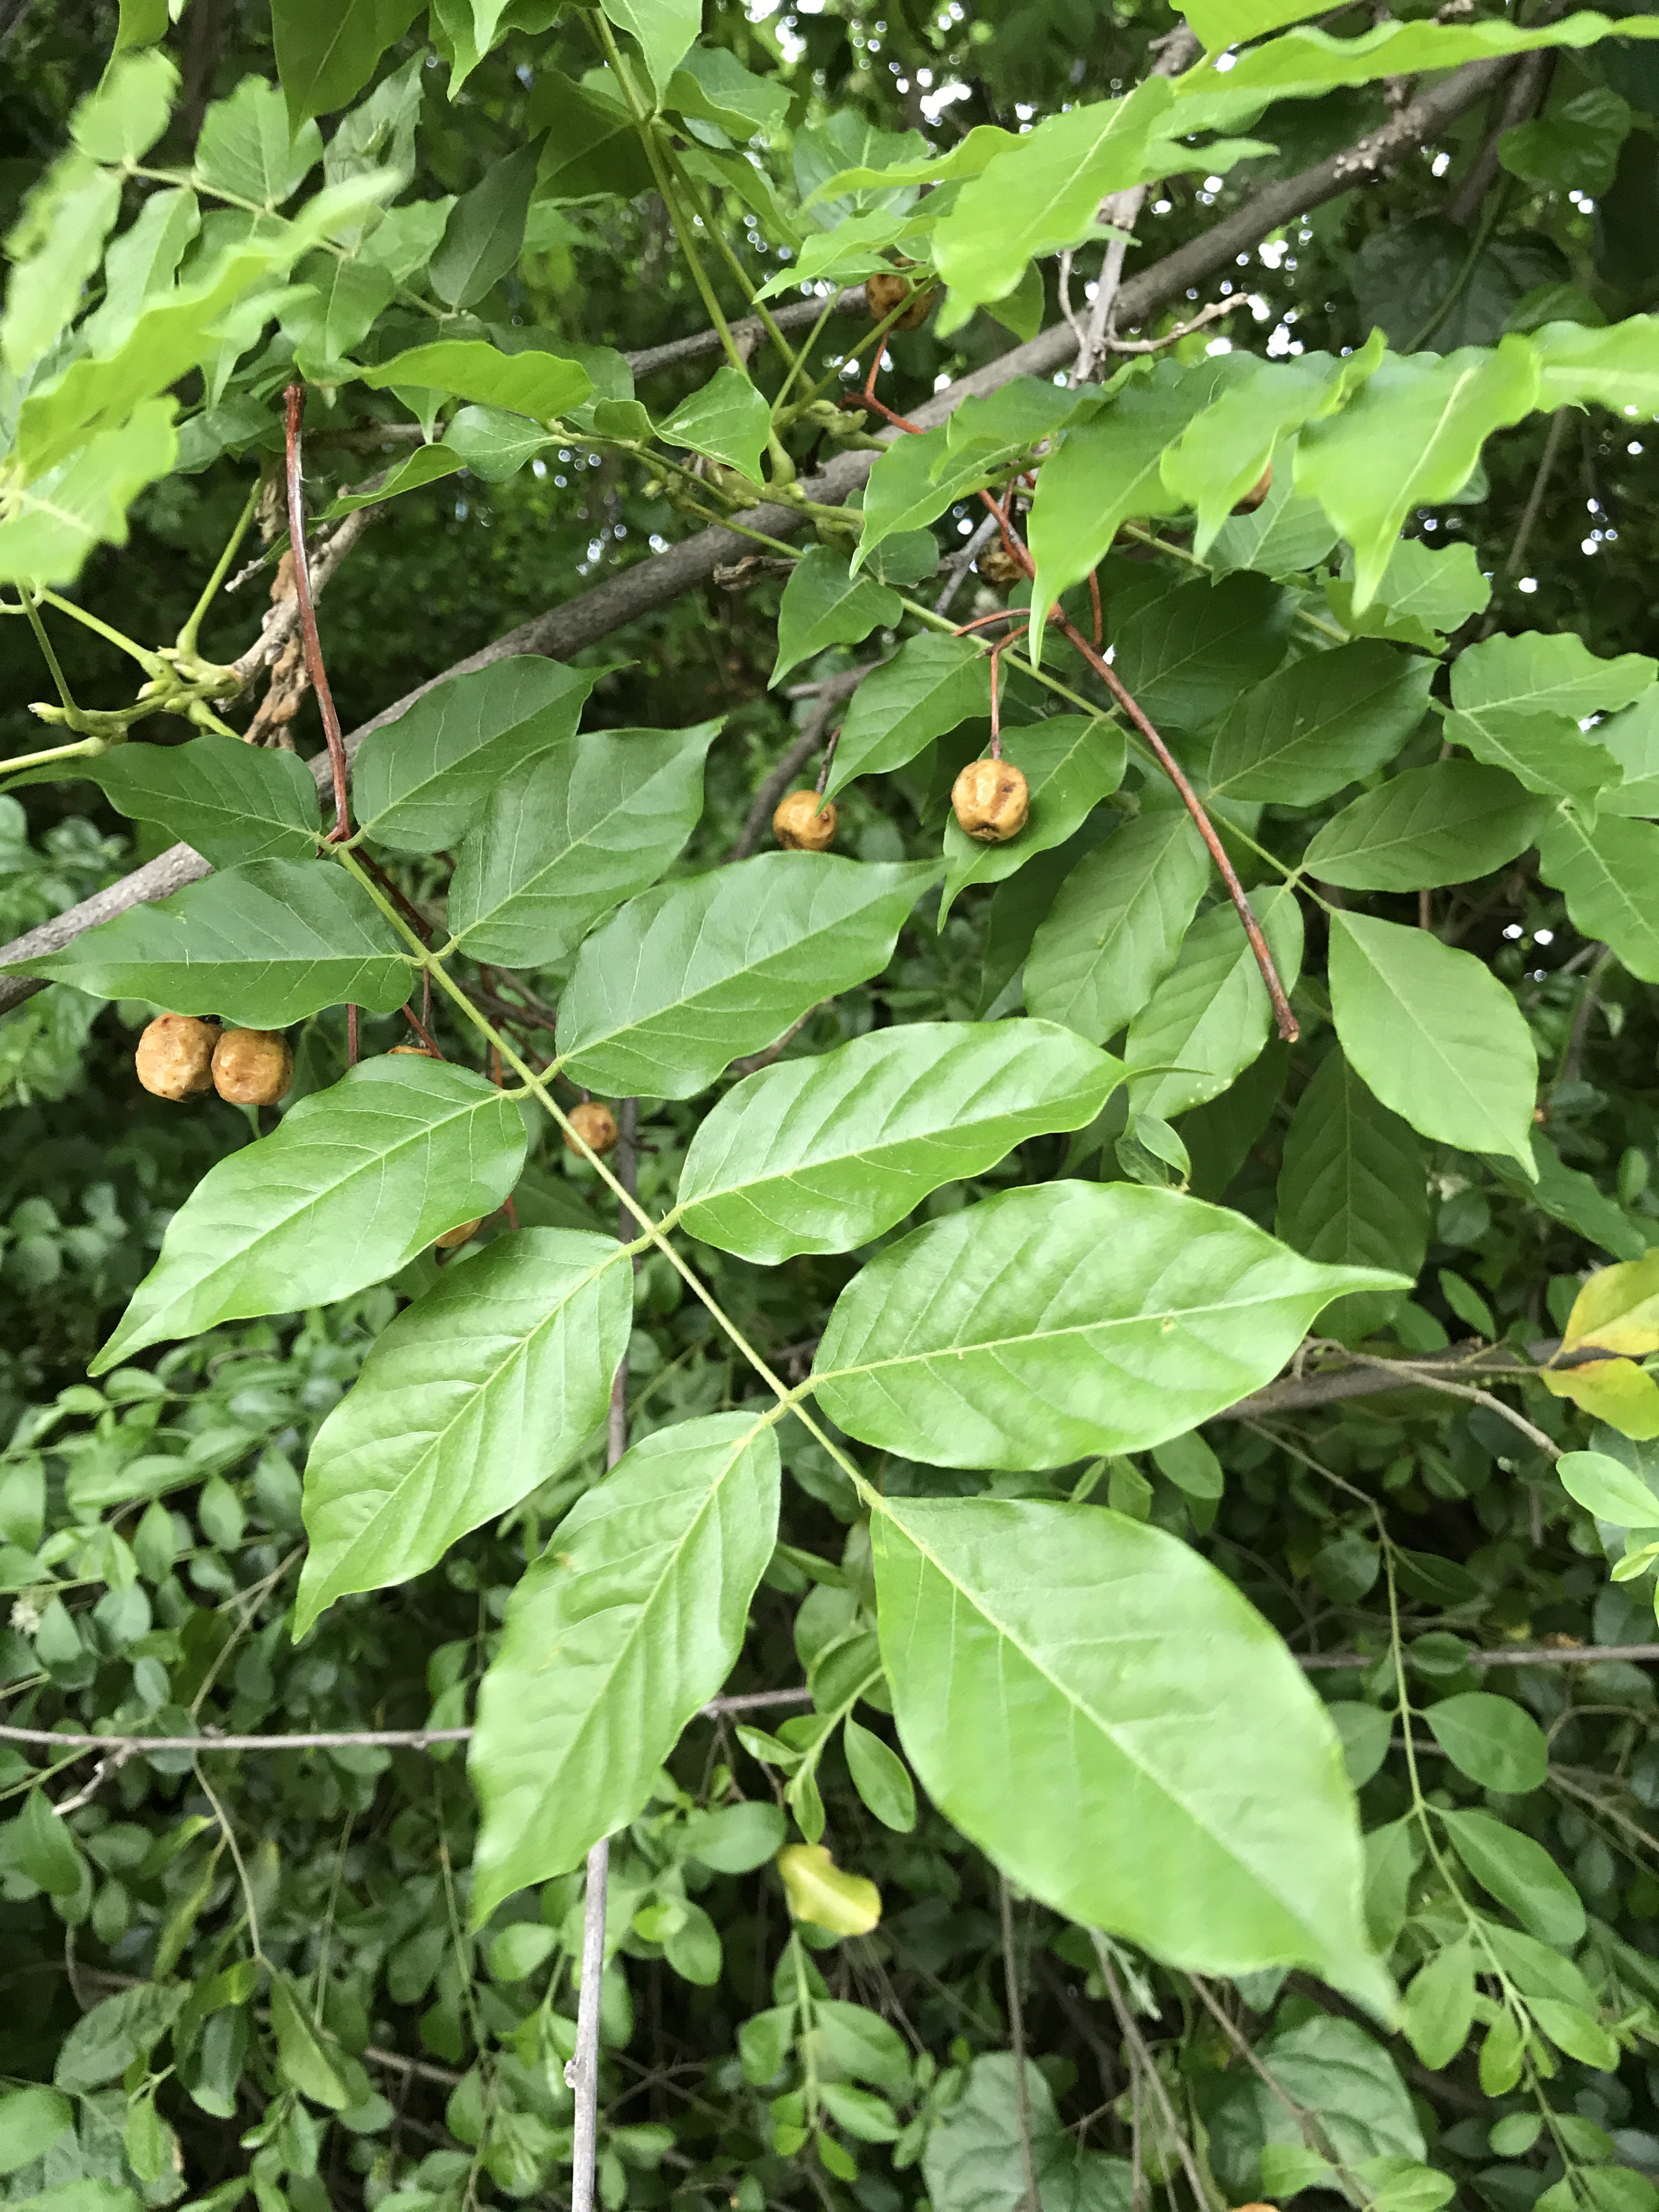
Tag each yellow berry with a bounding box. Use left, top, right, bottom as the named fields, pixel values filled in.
left=211, top=1028, right=294, bottom=1107
left=565, top=1101, right=619, bottom=1156
left=435, top=1217, right=482, bottom=1251
left=135, top=1014, right=217, bottom=1102
left=772, top=789, right=837, bottom=851
left=952, top=759, right=1030, bottom=844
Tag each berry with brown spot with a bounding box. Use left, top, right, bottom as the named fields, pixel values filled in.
left=773, top=789, right=837, bottom=850
left=565, top=1100, right=619, bottom=1157
left=211, top=1028, right=294, bottom=1106
left=135, top=1014, right=218, bottom=1102
left=864, top=270, right=934, bottom=330
left=1232, top=462, right=1273, bottom=513
left=952, top=758, right=1030, bottom=843
left=976, top=541, right=1024, bottom=590
left=435, top=1217, right=482, bottom=1250
left=388, top=1043, right=441, bottom=1057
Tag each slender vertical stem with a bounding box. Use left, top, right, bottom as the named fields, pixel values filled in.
left=1091, top=1937, right=1217, bottom=2212
left=346, top=1004, right=359, bottom=1065
left=999, top=1876, right=1041, bottom=2212
left=283, top=384, right=352, bottom=836
left=19, top=590, right=81, bottom=726
left=571, top=1097, right=640, bottom=2212
left=177, top=478, right=259, bottom=656
left=1505, top=408, right=1568, bottom=580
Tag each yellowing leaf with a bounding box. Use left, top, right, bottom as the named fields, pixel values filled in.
left=1561, top=1248, right=1659, bottom=1355
left=777, top=1844, right=882, bottom=1936
left=1542, top=1358, right=1659, bottom=1440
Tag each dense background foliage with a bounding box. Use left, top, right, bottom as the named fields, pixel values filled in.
left=10, top=7, right=1659, bottom=2212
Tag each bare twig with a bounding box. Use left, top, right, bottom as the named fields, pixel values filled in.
left=727, top=1003, right=826, bottom=1079
left=283, top=385, right=351, bottom=836
left=1091, top=1937, right=1217, bottom=2212
left=1000, top=1878, right=1041, bottom=2212
left=934, top=511, right=1003, bottom=616
left=1504, top=407, right=1571, bottom=580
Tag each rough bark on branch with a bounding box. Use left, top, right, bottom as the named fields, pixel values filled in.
left=0, top=53, right=1507, bottom=1017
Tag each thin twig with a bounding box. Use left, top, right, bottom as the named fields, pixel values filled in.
left=568, top=1835, right=610, bottom=2212
left=1092, top=1938, right=1216, bottom=2212
left=1504, top=407, right=1570, bottom=580
left=1000, top=1877, right=1041, bottom=2212
left=283, top=385, right=352, bottom=836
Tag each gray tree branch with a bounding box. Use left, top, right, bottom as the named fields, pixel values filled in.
left=0, top=50, right=1507, bottom=1018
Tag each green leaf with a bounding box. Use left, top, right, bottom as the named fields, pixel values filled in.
left=843, top=1718, right=917, bottom=1832
left=667, top=46, right=790, bottom=139
left=359, top=341, right=592, bottom=422
left=1206, top=642, right=1434, bottom=806
left=353, top=656, right=599, bottom=852
left=771, top=548, right=902, bottom=690
left=872, top=1494, right=1388, bottom=2005
left=269, top=1972, right=351, bottom=2109
left=1454, top=625, right=1656, bottom=722
left=1557, top=1447, right=1659, bottom=1527
left=930, top=79, right=1228, bottom=309
left=1533, top=313, right=1659, bottom=416
left=555, top=854, right=934, bottom=1098
left=1439, top=1806, right=1585, bottom=1946
left=1027, top=360, right=1243, bottom=653
left=678, top=1019, right=1122, bottom=1263
left=1210, top=463, right=1340, bottom=578
left=296, top=1229, right=633, bottom=1632
left=1424, top=1691, right=1548, bottom=1793
left=1206, top=2014, right=1423, bottom=2194
left=680, top=1801, right=787, bottom=1872
left=854, top=430, right=1015, bottom=575
left=1113, top=572, right=1293, bottom=733
left=84, top=733, right=321, bottom=867
left=657, top=365, right=771, bottom=481
left=1331, top=1702, right=1393, bottom=1788
left=1538, top=812, right=1659, bottom=981
left=441, top=405, right=552, bottom=483
left=600, top=0, right=701, bottom=98
left=428, top=144, right=539, bottom=309
left=1401, top=1940, right=1476, bottom=2069
left=1304, top=762, right=1550, bottom=892
left=283, top=251, right=397, bottom=367
left=0, top=400, right=178, bottom=586
left=1295, top=342, right=1541, bottom=612
left=1500, top=88, right=1634, bottom=198
left=812, top=1180, right=1403, bottom=1469
left=72, top=48, right=177, bottom=165
left=93, top=1058, right=527, bottom=1373
left=1024, top=809, right=1209, bottom=1045
left=1325, top=538, right=1492, bottom=649
left=939, top=718, right=1125, bottom=923
left=54, top=1982, right=187, bottom=2092
left=1326, top=912, right=1538, bottom=1172
left=826, top=634, right=991, bottom=795
left=470, top=1410, right=781, bottom=1917
left=923, top=2054, right=1128, bottom=2212
left=273, top=0, right=422, bottom=128
left=1124, top=882, right=1303, bottom=1120
left=446, top=720, right=718, bottom=966
left=1598, top=684, right=1659, bottom=817
left=12, top=1788, right=82, bottom=1895
left=0, top=2088, right=73, bottom=2176
left=1160, top=345, right=1381, bottom=559
left=1274, top=1048, right=1426, bottom=1342
left=195, top=78, right=319, bottom=208
left=1442, top=706, right=1618, bottom=803
left=321, top=441, right=464, bottom=517
left=4, top=858, right=413, bottom=1026
left=1, top=157, right=123, bottom=377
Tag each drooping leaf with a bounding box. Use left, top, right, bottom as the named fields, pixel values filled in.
left=195, top=77, right=320, bottom=208
left=1, top=157, right=123, bottom=379
left=1274, top=1048, right=1427, bottom=1342
left=1453, top=625, right=1656, bottom=723
left=554, top=855, right=935, bottom=1098
left=358, top=341, right=592, bottom=422
left=1560, top=1251, right=1659, bottom=1357
left=321, top=441, right=464, bottom=516
left=428, top=145, right=539, bottom=309
left=1325, top=538, right=1492, bottom=649
left=658, top=366, right=772, bottom=481
left=1124, top=882, right=1304, bottom=1120
left=1402, top=1942, right=1477, bottom=2072
left=871, top=1493, right=1389, bottom=2006
left=273, top=0, right=423, bottom=128
left=812, top=1180, right=1402, bottom=1469
left=1112, top=571, right=1293, bottom=733
left=296, top=1229, right=634, bottom=1632
left=1441, top=706, right=1618, bottom=803
left=1423, top=1692, right=1548, bottom=1793
left=1326, top=912, right=1538, bottom=1172
left=446, top=721, right=719, bottom=966
left=1532, top=312, right=1659, bottom=415
left=1206, top=642, right=1434, bottom=806
left=470, top=1412, right=781, bottom=1916
left=1294, top=342, right=1542, bottom=611
left=54, top=1983, right=188, bottom=2094
left=0, top=402, right=179, bottom=586
left=3, top=858, right=414, bottom=1026
left=84, top=733, right=321, bottom=867
left=268, top=1973, right=351, bottom=2109
left=93, top=1059, right=527, bottom=1372
left=1538, top=811, right=1659, bottom=981
left=599, top=0, right=701, bottom=97
left=939, top=718, right=1125, bottom=923
left=677, top=1020, right=1122, bottom=1263
left=1024, top=809, right=1210, bottom=1045
left=1304, top=762, right=1550, bottom=891
left=770, top=548, right=902, bottom=690
left=352, top=656, right=599, bottom=852
left=826, top=634, right=991, bottom=795
left=1439, top=1807, right=1586, bottom=1946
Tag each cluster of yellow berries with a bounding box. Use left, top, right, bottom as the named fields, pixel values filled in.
left=136, top=1015, right=293, bottom=1107
left=771, top=757, right=1029, bottom=854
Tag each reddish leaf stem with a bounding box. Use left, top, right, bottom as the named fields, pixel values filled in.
left=283, top=383, right=352, bottom=839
